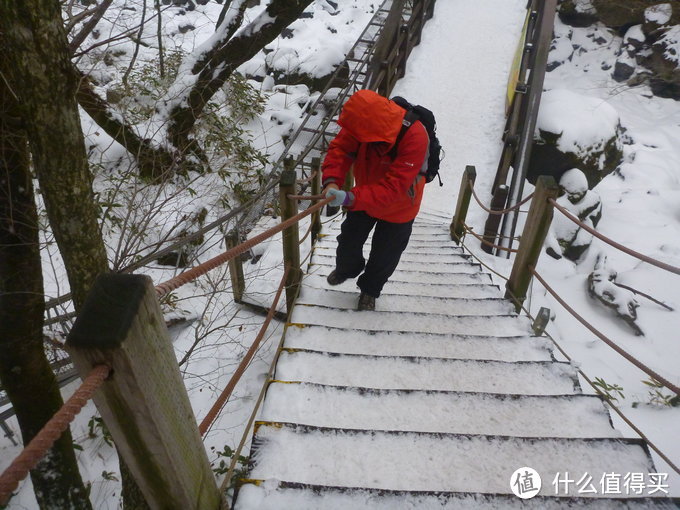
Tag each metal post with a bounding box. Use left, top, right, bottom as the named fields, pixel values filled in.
left=66, top=274, right=221, bottom=510
left=450, top=165, right=476, bottom=244
left=505, top=176, right=559, bottom=311
left=279, top=157, right=301, bottom=316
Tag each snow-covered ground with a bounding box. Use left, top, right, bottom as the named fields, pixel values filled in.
left=2, top=0, right=679, bottom=507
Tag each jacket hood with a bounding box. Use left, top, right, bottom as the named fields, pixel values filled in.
left=337, top=90, right=405, bottom=146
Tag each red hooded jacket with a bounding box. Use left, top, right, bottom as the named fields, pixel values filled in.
left=321, top=90, right=428, bottom=223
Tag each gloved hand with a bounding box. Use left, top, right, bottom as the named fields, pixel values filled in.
left=326, top=188, right=354, bottom=207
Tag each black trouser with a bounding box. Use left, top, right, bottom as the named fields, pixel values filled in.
left=335, top=210, right=414, bottom=298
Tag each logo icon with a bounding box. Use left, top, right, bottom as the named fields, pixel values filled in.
left=510, top=467, right=541, bottom=499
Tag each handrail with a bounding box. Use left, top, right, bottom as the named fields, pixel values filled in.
left=463, top=224, right=518, bottom=254
left=199, top=266, right=290, bottom=437
left=469, top=180, right=533, bottom=215
left=550, top=198, right=680, bottom=276
left=154, top=197, right=333, bottom=298
left=0, top=365, right=111, bottom=505
left=529, top=266, right=680, bottom=395
left=503, top=285, right=680, bottom=476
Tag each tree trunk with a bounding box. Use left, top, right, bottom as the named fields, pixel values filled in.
left=74, top=69, right=178, bottom=181
left=2, top=1, right=149, bottom=508
left=167, top=0, right=314, bottom=152
left=0, top=62, right=92, bottom=510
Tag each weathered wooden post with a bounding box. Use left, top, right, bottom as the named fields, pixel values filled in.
left=505, top=175, right=559, bottom=311
left=66, top=274, right=221, bottom=510
left=450, top=165, right=477, bottom=244
left=311, top=157, right=322, bottom=243
left=397, top=24, right=409, bottom=80
left=280, top=157, right=302, bottom=316
left=226, top=229, right=245, bottom=303
left=481, top=184, right=509, bottom=254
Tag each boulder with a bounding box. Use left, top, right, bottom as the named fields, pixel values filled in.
left=528, top=89, right=624, bottom=189
left=558, top=0, right=599, bottom=27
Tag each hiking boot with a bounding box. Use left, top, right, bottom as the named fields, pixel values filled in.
left=326, top=270, right=348, bottom=286
left=357, top=292, right=375, bottom=311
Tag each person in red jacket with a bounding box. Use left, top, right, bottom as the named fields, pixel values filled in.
left=322, top=89, right=429, bottom=311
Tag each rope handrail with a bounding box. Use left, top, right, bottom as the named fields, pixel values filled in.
left=199, top=266, right=290, bottom=437
left=463, top=224, right=519, bottom=253
left=549, top=198, right=680, bottom=276
left=295, top=171, right=318, bottom=185
left=458, top=239, right=510, bottom=282
left=0, top=365, right=111, bottom=505
left=154, top=197, right=333, bottom=298
left=469, top=180, right=534, bottom=215
left=287, top=193, right=326, bottom=201
left=503, top=286, right=680, bottom=476
left=529, top=266, right=680, bottom=395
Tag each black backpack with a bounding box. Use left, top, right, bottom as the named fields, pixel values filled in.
left=389, top=96, right=443, bottom=186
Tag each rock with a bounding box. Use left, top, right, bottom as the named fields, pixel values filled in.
left=613, top=59, right=637, bottom=81
left=178, top=24, right=195, bottom=34
left=592, top=0, right=657, bottom=29
left=528, top=89, right=624, bottom=188
left=640, top=25, right=680, bottom=99
left=588, top=255, right=644, bottom=335
left=558, top=0, right=599, bottom=27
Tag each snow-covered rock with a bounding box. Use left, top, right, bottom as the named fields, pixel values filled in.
left=528, top=89, right=624, bottom=188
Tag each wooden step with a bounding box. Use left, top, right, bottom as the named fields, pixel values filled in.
left=235, top=483, right=678, bottom=510
left=283, top=324, right=553, bottom=361
left=289, top=305, right=525, bottom=336
left=302, top=273, right=501, bottom=298
left=296, top=287, right=515, bottom=315
left=261, top=382, right=616, bottom=438
left=246, top=423, right=654, bottom=494
left=274, top=350, right=579, bottom=394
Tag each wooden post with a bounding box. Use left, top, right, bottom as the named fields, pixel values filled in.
left=311, top=157, right=322, bottom=243
left=505, top=175, right=559, bottom=311
left=425, top=0, right=436, bottom=20
left=397, top=24, right=409, bottom=80
left=481, top=184, right=509, bottom=254
left=450, top=165, right=477, bottom=244
left=280, top=158, right=301, bottom=316
left=226, top=229, right=245, bottom=303
left=65, top=274, right=221, bottom=510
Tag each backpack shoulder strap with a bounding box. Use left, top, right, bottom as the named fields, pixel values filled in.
left=388, top=110, right=419, bottom=160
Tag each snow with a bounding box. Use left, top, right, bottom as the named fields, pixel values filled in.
left=536, top=89, right=620, bottom=155
left=3, top=0, right=680, bottom=506
left=645, top=4, right=672, bottom=25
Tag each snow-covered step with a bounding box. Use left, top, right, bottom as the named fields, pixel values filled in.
left=236, top=484, right=677, bottom=510
left=311, top=246, right=472, bottom=263
left=275, top=350, right=579, bottom=394
left=261, top=382, right=617, bottom=438
left=289, top=305, right=526, bottom=336
left=323, top=225, right=449, bottom=237
left=308, top=263, right=491, bottom=285
left=296, top=287, right=515, bottom=315
left=316, top=235, right=453, bottom=247
left=284, top=325, right=553, bottom=361
left=246, top=423, right=652, bottom=494
left=309, top=258, right=481, bottom=274
left=302, top=273, right=501, bottom=298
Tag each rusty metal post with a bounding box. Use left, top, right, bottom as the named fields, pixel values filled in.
left=450, top=165, right=477, bottom=244
left=505, top=176, right=559, bottom=311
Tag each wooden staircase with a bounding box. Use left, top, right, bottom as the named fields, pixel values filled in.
left=233, top=212, right=676, bottom=509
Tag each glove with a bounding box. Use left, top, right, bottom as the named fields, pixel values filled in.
left=326, top=188, right=354, bottom=207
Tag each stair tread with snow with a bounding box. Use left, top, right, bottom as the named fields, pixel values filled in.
left=284, top=324, right=553, bottom=361
left=244, top=422, right=655, bottom=494
left=260, top=382, right=616, bottom=438
left=235, top=484, right=678, bottom=510
left=274, top=349, right=579, bottom=394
